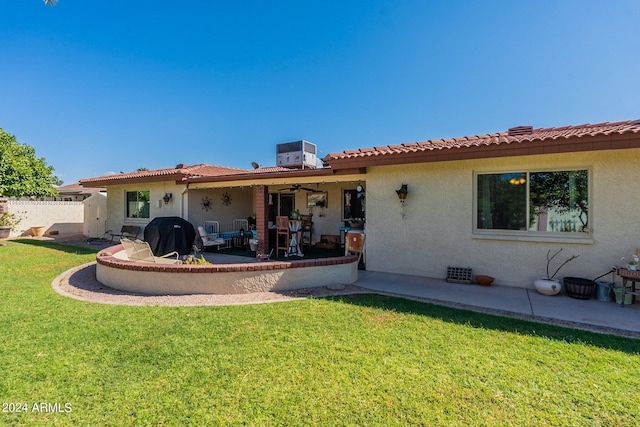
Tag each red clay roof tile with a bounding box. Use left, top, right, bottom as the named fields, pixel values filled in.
left=80, top=164, right=251, bottom=186
left=324, top=119, right=640, bottom=162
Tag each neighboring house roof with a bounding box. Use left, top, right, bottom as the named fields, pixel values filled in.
left=57, top=182, right=106, bottom=196
left=79, top=164, right=251, bottom=186
left=324, top=119, right=640, bottom=168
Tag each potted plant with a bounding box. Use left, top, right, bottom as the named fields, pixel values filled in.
left=0, top=210, right=21, bottom=239
left=534, top=248, right=579, bottom=295
left=291, top=209, right=301, bottom=220
left=622, top=255, right=639, bottom=271
left=348, top=218, right=364, bottom=229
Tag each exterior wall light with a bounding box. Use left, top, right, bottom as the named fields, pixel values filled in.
left=163, top=193, right=173, bottom=205
left=396, top=184, right=408, bottom=204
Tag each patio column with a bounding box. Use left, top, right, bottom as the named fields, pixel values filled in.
left=255, top=185, right=269, bottom=254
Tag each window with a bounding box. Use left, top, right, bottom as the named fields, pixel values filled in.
left=126, top=191, right=150, bottom=219
left=342, top=188, right=365, bottom=221
left=476, top=169, right=589, bottom=234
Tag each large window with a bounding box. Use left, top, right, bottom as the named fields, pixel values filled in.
left=126, top=191, right=150, bottom=219
left=476, top=169, right=589, bottom=234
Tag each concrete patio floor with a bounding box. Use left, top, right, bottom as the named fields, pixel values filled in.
left=356, top=270, right=640, bottom=338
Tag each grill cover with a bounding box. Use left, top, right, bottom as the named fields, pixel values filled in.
left=144, top=216, right=195, bottom=256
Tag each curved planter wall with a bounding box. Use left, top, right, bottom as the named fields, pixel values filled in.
left=95, top=246, right=359, bottom=295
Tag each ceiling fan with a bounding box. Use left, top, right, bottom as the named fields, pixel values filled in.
left=278, top=184, right=321, bottom=193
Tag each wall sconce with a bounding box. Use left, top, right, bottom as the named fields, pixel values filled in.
left=396, top=184, right=408, bottom=219
left=162, top=193, right=173, bottom=205
left=396, top=184, right=408, bottom=204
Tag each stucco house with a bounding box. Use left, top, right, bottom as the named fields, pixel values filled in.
left=79, top=162, right=366, bottom=255
left=80, top=119, right=640, bottom=288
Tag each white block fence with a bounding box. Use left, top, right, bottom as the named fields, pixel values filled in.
left=4, top=200, right=84, bottom=237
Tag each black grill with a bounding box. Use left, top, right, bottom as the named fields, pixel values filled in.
left=144, top=216, right=195, bottom=256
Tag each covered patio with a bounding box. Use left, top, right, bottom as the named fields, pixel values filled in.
left=185, top=166, right=367, bottom=261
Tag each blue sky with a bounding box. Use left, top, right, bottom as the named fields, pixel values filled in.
left=2, top=1, right=639, bottom=185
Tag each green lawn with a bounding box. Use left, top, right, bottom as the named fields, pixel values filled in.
left=1, top=240, right=639, bottom=426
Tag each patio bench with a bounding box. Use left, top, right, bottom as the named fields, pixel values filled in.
left=107, top=225, right=141, bottom=243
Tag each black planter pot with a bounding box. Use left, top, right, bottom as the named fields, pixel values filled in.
left=563, top=277, right=596, bottom=300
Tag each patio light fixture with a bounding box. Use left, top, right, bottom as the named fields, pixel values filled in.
left=163, top=193, right=173, bottom=205
left=396, top=184, right=408, bottom=204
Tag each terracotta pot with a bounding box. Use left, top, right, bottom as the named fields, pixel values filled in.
left=476, top=275, right=495, bottom=286
left=31, top=226, right=46, bottom=237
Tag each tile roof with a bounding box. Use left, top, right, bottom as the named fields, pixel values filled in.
left=80, top=164, right=251, bottom=186
left=324, top=119, right=640, bottom=163
left=250, top=166, right=292, bottom=174
left=57, top=182, right=105, bottom=195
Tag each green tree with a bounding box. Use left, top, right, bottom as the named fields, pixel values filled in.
left=0, top=129, right=59, bottom=198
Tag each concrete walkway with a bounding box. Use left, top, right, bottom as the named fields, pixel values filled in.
left=356, top=270, right=640, bottom=338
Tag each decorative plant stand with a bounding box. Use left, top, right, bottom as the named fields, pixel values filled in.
left=615, top=268, right=640, bottom=306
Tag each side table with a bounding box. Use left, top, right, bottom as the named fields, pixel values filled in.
left=615, top=268, right=640, bottom=307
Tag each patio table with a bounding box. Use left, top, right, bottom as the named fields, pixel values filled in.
left=616, top=268, right=640, bottom=306
left=287, top=220, right=303, bottom=257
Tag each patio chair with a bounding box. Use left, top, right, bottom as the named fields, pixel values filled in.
left=275, top=216, right=290, bottom=258
left=204, top=220, right=220, bottom=235
left=120, top=237, right=142, bottom=258
left=233, top=218, right=249, bottom=247
left=196, top=226, right=226, bottom=251
left=107, top=225, right=141, bottom=243
left=122, top=238, right=182, bottom=264
left=345, top=231, right=366, bottom=264
left=301, top=213, right=313, bottom=248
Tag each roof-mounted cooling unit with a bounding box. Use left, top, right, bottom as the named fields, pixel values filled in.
left=276, top=140, right=317, bottom=169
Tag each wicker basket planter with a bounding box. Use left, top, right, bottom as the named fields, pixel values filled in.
left=563, top=277, right=595, bottom=300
